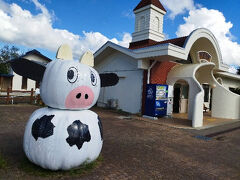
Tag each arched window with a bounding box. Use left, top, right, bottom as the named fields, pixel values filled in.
left=154, top=17, right=160, bottom=32
left=137, top=19, right=141, bottom=31
left=139, top=16, right=145, bottom=31
left=198, top=51, right=212, bottom=62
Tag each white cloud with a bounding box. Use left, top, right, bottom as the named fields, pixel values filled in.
left=176, top=8, right=240, bottom=66
left=32, top=0, right=50, bottom=18
left=0, top=0, right=10, bottom=12
left=0, top=0, right=132, bottom=59
left=163, top=33, right=169, bottom=40
left=72, top=31, right=132, bottom=57
left=161, top=0, right=196, bottom=19
left=228, top=65, right=238, bottom=74
left=117, top=33, right=132, bottom=47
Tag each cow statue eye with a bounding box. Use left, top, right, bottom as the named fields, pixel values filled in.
left=67, top=67, right=78, bottom=83
left=90, top=71, right=97, bottom=86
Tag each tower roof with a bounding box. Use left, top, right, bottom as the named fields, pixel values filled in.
left=134, top=0, right=166, bottom=12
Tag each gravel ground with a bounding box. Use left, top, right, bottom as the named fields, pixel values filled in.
left=0, top=104, right=240, bottom=179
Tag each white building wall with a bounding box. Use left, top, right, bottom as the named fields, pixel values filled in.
left=27, top=79, right=36, bottom=91
left=212, top=84, right=240, bottom=119
left=12, top=72, right=36, bottom=91
left=12, top=72, right=22, bottom=90
left=214, top=75, right=240, bottom=89
left=95, top=52, right=143, bottom=114
left=11, top=53, right=50, bottom=91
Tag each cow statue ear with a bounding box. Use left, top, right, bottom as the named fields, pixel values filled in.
left=100, top=73, right=119, bottom=87
left=8, top=58, right=46, bottom=82
left=79, top=51, right=94, bottom=67
left=56, top=44, right=73, bottom=60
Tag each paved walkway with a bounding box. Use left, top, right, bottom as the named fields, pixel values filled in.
left=172, top=112, right=239, bottom=128
left=136, top=112, right=240, bottom=130
left=0, top=105, right=240, bottom=179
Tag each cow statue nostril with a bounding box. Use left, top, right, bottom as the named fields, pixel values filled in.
left=76, top=93, right=81, bottom=99
left=85, top=94, right=89, bottom=99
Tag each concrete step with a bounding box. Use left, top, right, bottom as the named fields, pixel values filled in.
left=187, top=120, right=240, bottom=137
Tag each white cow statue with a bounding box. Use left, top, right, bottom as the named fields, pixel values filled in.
left=9, top=44, right=119, bottom=170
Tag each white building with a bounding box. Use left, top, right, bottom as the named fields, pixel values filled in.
left=3, top=50, right=51, bottom=91
left=95, top=0, right=240, bottom=127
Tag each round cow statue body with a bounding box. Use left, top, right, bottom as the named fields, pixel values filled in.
left=9, top=45, right=118, bottom=170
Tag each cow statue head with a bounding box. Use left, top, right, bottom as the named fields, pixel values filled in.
left=9, top=44, right=119, bottom=110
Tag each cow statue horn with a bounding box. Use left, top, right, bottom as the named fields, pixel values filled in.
left=79, top=51, right=94, bottom=67
left=56, top=44, right=73, bottom=60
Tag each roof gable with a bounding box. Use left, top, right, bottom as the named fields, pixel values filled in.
left=134, top=0, right=166, bottom=12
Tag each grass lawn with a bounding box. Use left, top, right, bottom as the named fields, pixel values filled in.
left=0, top=153, right=7, bottom=169
left=19, top=155, right=103, bottom=178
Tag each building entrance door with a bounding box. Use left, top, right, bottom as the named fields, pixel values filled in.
left=173, top=87, right=180, bottom=113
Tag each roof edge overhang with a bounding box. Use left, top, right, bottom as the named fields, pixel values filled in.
left=133, top=43, right=185, bottom=60
left=94, top=41, right=186, bottom=63
left=94, top=41, right=137, bottom=64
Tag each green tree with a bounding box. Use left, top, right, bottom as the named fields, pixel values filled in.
left=0, top=45, right=21, bottom=74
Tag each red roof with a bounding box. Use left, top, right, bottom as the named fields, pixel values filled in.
left=129, top=36, right=188, bottom=49
left=134, top=0, right=166, bottom=12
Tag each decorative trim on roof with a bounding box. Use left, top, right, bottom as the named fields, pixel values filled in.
left=134, top=0, right=166, bottom=12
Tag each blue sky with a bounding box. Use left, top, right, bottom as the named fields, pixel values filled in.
left=0, top=0, right=240, bottom=71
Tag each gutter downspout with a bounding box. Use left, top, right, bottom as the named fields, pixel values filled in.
left=147, top=60, right=157, bottom=84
